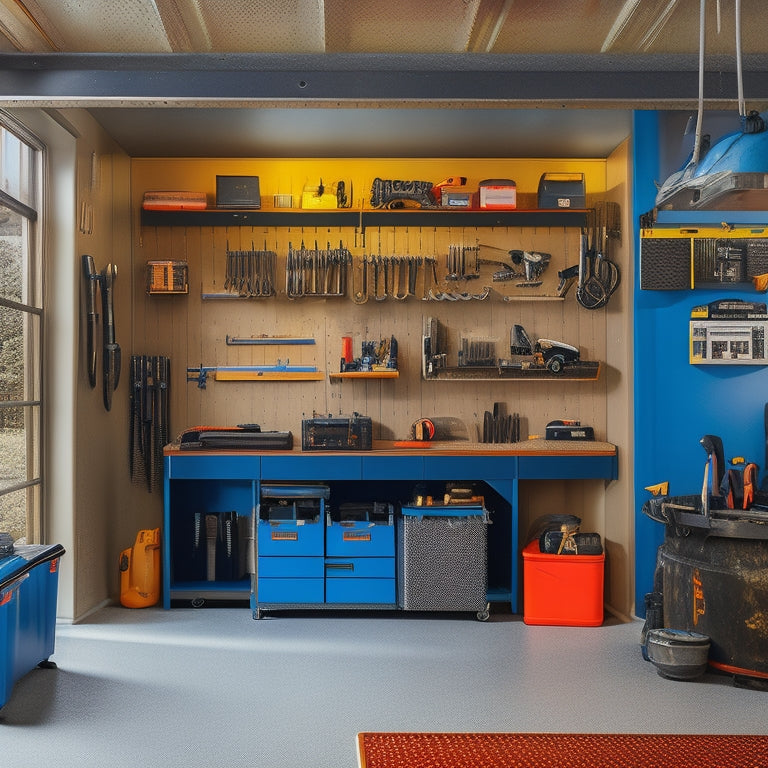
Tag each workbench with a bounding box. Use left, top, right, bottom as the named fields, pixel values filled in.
left=162, top=440, right=618, bottom=613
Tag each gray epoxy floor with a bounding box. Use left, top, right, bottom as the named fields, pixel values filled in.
left=0, top=606, right=766, bottom=767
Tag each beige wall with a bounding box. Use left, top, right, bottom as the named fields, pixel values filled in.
left=12, top=110, right=636, bottom=620
left=132, top=155, right=635, bottom=618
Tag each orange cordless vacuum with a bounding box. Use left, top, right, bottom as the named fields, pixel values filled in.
left=119, top=528, right=161, bottom=608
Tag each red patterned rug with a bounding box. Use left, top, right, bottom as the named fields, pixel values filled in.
left=356, top=732, right=768, bottom=768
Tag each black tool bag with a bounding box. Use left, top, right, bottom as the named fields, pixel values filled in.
left=179, top=425, right=293, bottom=451
left=540, top=530, right=603, bottom=555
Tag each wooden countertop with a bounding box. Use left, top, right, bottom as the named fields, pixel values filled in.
left=164, top=438, right=617, bottom=457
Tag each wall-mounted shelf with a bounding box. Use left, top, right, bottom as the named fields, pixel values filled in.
left=140, top=208, right=590, bottom=230
left=214, top=370, right=324, bottom=382
left=329, top=371, right=399, bottom=380
left=187, top=365, right=323, bottom=387
left=424, top=363, right=601, bottom=382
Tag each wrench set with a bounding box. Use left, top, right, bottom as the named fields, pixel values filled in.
left=225, top=247, right=277, bottom=297
left=285, top=241, right=352, bottom=298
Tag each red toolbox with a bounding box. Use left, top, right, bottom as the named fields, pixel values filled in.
left=522, top=540, right=604, bottom=626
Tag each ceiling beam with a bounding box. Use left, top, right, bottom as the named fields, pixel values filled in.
left=1, top=53, right=767, bottom=110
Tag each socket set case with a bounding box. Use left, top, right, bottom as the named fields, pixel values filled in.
left=301, top=415, right=373, bottom=451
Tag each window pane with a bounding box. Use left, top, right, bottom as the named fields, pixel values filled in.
left=0, top=128, right=35, bottom=209
left=0, top=405, right=39, bottom=491
left=0, top=484, right=38, bottom=543
left=0, top=307, right=40, bottom=403
left=0, top=204, right=37, bottom=306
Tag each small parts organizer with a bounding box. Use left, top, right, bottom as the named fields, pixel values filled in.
left=146, top=260, right=189, bottom=294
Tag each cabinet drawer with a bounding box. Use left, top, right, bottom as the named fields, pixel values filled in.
left=326, top=524, right=395, bottom=557
left=325, top=577, right=396, bottom=605
left=261, top=455, right=362, bottom=480
left=517, top=454, right=617, bottom=480
left=166, top=454, right=259, bottom=479
left=257, top=577, right=324, bottom=604
left=324, top=557, right=395, bottom=579
left=258, top=556, right=324, bottom=578
left=257, top=520, right=324, bottom=556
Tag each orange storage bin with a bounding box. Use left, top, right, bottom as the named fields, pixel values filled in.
left=522, top=539, right=604, bottom=626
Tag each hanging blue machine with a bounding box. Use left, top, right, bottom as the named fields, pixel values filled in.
left=655, top=0, right=768, bottom=211
left=655, top=110, right=768, bottom=211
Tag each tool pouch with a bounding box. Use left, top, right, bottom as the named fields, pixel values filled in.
left=540, top=530, right=603, bottom=555
left=720, top=462, right=759, bottom=509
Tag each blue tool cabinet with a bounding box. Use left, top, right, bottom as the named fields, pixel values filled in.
left=0, top=543, right=65, bottom=709
left=255, top=489, right=397, bottom=616
left=257, top=484, right=328, bottom=605
left=324, top=503, right=396, bottom=606
left=163, top=442, right=618, bottom=614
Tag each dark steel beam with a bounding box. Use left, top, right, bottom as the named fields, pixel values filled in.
left=0, top=53, right=767, bottom=108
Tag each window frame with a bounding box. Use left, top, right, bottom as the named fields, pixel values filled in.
left=0, top=111, right=44, bottom=543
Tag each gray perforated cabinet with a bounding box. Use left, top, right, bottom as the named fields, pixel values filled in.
left=397, top=506, right=489, bottom=619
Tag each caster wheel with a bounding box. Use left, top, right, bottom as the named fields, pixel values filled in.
left=38, top=659, right=58, bottom=669
left=476, top=603, right=491, bottom=622
left=191, top=597, right=205, bottom=608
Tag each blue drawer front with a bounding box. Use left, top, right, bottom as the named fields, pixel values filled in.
left=261, top=455, right=362, bottom=480
left=517, top=454, right=617, bottom=480
left=166, top=454, right=260, bottom=479
left=325, top=523, right=395, bottom=557
left=325, top=557, right=395, bottom=579
left=423, top=455, right=514, bottom=480
left=258, top=556, right=324, bottom=578
left=325, top=577, right=396, bottom=605
left=257, top=520, right=324, bottom=555
left=257, top=577, right=324, bottom=604
left=362, top=455, right=424, bottom=480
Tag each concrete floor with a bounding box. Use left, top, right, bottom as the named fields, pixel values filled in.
left=0, top=605, right=765, bottom=767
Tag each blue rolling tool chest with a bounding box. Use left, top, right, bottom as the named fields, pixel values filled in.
left=0, top=539, right=65, bottom=709
left=252, top=487, right=397, bottom=617
left=256, top=484, right=328, bottom=605
left=325, top=502, right=395, bottom=605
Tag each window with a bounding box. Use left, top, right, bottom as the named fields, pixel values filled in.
left=0, top=116, right=42, bottom=544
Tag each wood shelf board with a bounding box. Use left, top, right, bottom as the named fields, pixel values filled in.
left=424, top=362, right=601, bottom=382
left=213, top=371, right=324, bottom=381
left=329, top=371, right=399, bottom=379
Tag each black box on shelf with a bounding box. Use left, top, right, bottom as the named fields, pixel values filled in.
left=301, top=414, right=373, bottom=451
left=216, top=175, right=261, bottom=208
left=537, top=172, right=585, bottom=209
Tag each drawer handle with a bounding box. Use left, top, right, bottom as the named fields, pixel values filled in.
left=325, top=562, right=354, bottom=571
left=271, top=531, right=298, bottom=541
left=343, top=531, right=371, bottom=541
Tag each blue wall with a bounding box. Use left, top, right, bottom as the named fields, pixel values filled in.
left=632, top=111, right=768, bottom=612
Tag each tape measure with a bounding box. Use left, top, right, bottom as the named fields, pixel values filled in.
left=412, top=418, right=435, bottom=441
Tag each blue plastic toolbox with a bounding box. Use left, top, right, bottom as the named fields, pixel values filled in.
left=256, top=484, right=327, bottom=606
left=0, top=541, right=65, bottom=709
left=325, top=502, right=395, bottom=604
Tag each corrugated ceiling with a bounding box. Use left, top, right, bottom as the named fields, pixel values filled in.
left=0, top=0, right=765, bottom=157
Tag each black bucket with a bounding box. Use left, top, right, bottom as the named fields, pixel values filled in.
left=643, top=493, right=768, bottom=685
